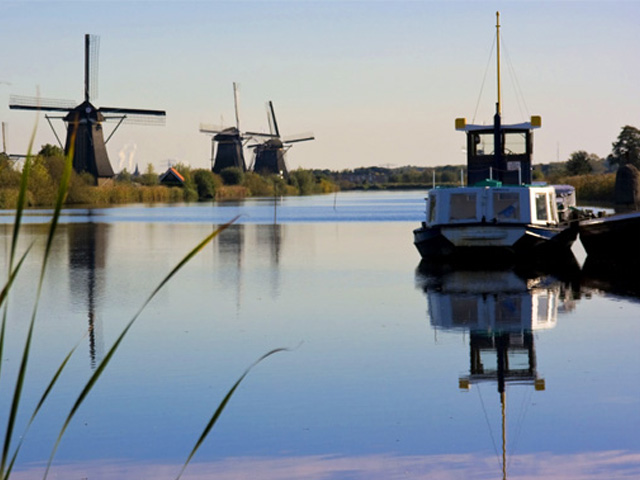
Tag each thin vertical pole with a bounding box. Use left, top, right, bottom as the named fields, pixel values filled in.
left=496, top=11, right=501, bottom=116
left=84, top=34, right=90, bottom=102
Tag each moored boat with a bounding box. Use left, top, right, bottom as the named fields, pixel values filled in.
left=579, top=211, right=640, bottom=262
left=413, top=12, right=578, bottom=260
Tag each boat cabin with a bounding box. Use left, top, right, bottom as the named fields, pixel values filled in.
left=456, top=116, right=541, bottom=186
left=426, top=184, right=559, bottom=227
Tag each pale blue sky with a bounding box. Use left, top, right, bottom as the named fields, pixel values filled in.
left=1, top=1, right=639, bottom=173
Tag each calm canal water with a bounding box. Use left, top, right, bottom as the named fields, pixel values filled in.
left=0, top=190, right=639, bottom=479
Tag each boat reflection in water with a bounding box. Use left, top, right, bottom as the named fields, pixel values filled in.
left=416, top=258, right=579, bottom=480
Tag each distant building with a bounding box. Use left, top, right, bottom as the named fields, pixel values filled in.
left=159, top=167, right=185, bottom=187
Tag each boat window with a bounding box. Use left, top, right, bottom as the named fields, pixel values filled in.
left=503, top=132, right=527, bottom=155
left=450, top=193, right=477, bottom=221
left=495, top=295, right=522, bottom=324
left=472, top=133, right=494, bottom=155
left=534, top=291, right=556, bottom=325
left=535, top=193, right=549, bottom=221
left=493, top=192, right=520, bottom=221
left=428, top=195, right=437, bottom=223
left=451, top=297, right=478, bottom=326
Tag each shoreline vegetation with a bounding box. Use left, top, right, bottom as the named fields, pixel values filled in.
left=2, top=127, right=638, bottom=208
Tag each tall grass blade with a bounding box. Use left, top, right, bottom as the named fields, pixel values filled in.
left=43, top=216, right=239, bottom=480
left=175, top=347, right=289, bottom=480
left=9, top=111, right=38, bottom=272
left=1, top=128, right=73, bottom=479
left=4, top=333, right=87, bottom=480
left=0, top=117, right=37, bottom=385
left=0, top=112, right=39, bottom=479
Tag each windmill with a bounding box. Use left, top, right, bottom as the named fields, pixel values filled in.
left=249, top=101, right=314, bottom=177
left=200, top=83, right=270, bottom=174
left=9, top=34, right=166, bottom=185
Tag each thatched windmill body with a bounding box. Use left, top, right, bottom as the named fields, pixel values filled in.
left=249, top=101, right=314, bottom=177
left=200, top=83, right=273, bottom=174
left=9, top=34, right=166, bottom=185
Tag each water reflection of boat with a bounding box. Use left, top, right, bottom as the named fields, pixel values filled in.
left=416, top=260, right=577, bottom=480
left=580, top=255, right=640, bottom=300
left=579, top=211, right=640, bottom=264
left=417, top=259, right=577, bottom=335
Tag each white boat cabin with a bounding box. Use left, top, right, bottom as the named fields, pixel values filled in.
left=425, top=184, right=560, bottom=227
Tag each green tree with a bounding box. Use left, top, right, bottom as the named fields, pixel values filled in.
left=38, top=144, right=64, bottom=158
left=220, top=166, right=244, bottom=185
left=566, top=151, right=595, bottom=175
left=139, top=163, right=159, bottom=186
left=192, top=169, right=218, bottom=200
left=289, top=168, right=316, bottom=195
left=609, top=125, right=640, bottom=169
left=116, top=168, right=133, bottom=183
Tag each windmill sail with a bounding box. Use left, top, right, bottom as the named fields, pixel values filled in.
left=8, top=34, right=165, bottom=184
left=200, top=83, right=272, bottom=173
left=251, top=101, right=314, bottom=177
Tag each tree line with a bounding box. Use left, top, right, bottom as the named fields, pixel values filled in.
left=0, top=145, right=338, bottom=208
left=2, top=125, right=638, bottom=207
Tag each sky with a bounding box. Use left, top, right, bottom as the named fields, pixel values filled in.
left=1, top=1, right=639, bottom=174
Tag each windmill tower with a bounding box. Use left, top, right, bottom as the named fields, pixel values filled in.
left=9, top=34, right=166, bottom=185
left=200, top=83, right=271, bottom=174
left=249, top=101, right=314, bottom=177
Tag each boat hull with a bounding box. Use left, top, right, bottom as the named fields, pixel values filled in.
left=414, top=222, right=577, bottom=261
left=579, top=212, right=640, bottom=262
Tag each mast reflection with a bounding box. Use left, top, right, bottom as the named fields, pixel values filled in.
left=67, top=222, right=109, bottom=369
left=416, top=259, right=579, bottom=479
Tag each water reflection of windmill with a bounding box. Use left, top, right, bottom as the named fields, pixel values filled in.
left=9, top=34, right=166, bottom=185
left=248, top=101, right=315, bottom=177
left=417, top=263, right=571, bottom=480
left=200, top=83, right=271, bottom=174
left=67, top=222, right=109, bottom=368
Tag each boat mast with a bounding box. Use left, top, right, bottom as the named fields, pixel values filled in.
left=496, top=11, right=502, bottom=116
left=501, top=390, right=507, bottom=480
left=494, top=11, right=503, bottom=171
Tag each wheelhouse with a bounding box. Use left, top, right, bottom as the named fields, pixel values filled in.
left=426, top=185, right=559, bottom=227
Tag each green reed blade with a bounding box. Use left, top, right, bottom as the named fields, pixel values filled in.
left=175, top=347, right=289, bottom=480
left=43, top=217, right=238, bottom=480
left=0, top=118, right=37, bottom=392
left=1, top=132, right=73, bottom=480
left=9, top=113, right=38, bottom=273
left=4, top=332, right=87, bottom=480
left=0, top=245, right=34, bottom=398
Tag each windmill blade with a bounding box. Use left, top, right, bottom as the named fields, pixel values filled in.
left=85, top=34, right=100, bottom=102
left=101, top=106, right=166, bottom=126
left=9, top=95, right=76, bottom=112
left=244, top=131, right=278, bottom=138
left=266, top=103, right=274, bottom=135
left=283, top=132, right=315, bottom=144
left=103, top=114, right=165, bottom=126
left=199, top=122, right=226, bottom=134
left=233, top=82, right=240, bottom=131
left=100, top=106, right=165, bottom=116
left=268, top=101, right=281, bottom=138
